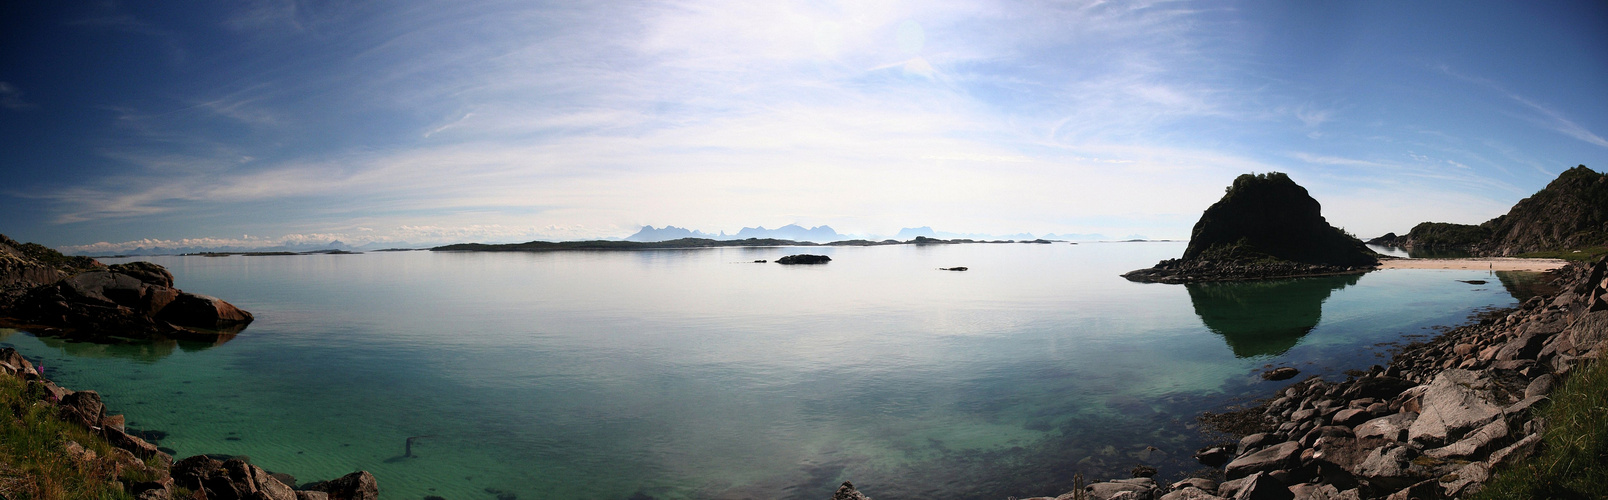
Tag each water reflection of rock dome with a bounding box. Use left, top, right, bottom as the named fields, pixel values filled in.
left=1185, top=274, right=1361, bottom=357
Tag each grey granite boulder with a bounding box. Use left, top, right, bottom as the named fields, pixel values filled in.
left=1233, top=472, right=1292, bottom=500
left=1226, top=441, right=1301, bottom=479
left=1406, top=370, right=1503, bottom=446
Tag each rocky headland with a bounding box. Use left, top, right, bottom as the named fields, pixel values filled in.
left=1124, top=173, right=1379, bottom=284
left=0, top=235, right=253, bottom=341
left=1369, top=165, right=1608, bottom=257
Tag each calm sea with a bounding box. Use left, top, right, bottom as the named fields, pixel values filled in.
left=0, top=242, right=1534, bottom=499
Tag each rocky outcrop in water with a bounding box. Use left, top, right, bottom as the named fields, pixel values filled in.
left=777, top=254, right=832, bottom=265
left=1008, top=255, right=1608, bottom=500
left=2, top=261, right=253, bottom=339
left=1376, top=165, right=1608, bottom=256
left=1124, top=173, right=1378, bottom=283
left=1, top=346, right=378, bottom=500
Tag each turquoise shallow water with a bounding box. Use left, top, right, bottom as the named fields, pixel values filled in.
left=0, top=243, right=1533, bottom=499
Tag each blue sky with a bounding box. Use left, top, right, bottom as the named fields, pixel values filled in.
left=2, top=1, right=1605, bottom=253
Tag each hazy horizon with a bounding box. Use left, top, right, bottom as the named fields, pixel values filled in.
left=3, top=1, right=1605, bottom=253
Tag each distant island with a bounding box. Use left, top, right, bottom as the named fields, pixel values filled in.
left=431, top=235, right=1051, bottom=252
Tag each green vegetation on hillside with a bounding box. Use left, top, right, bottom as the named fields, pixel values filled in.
left=0, top=375, right=161, bottom=499
left=1471, top=351, right=1608, bottom=500
left=1403, top=222, right=1491, bottom=250
left=1517, top=246, right=1608, bottom=262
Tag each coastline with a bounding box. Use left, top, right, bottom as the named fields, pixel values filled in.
left=1012, top=256, right=1608, bottom=500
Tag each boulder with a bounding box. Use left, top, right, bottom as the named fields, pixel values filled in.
left=1233, top=472, right=1293, bottom=500
left=106, top=261, right=174, bottom=288
left=1159, top=487, right=1225, bottom=500
left=1406, top=370, right=1503, bottom=446
left=155, top=292, right=255, bottom=329
left=1086, top=478, right=1157, bottom=500
left=303, top=471, right=379, bottom=500
left=1524, top=374, right=1556, bottom=398
left=1354, top=413, right=1415, bottom=442
left=1225, top=441, right=1301, bottom=479
left=59, top=390, right=104, bottom=428
left=1353, top=445, right=1416, bottom=490
left=171, top=456, right=297, bottom=500
left=1424, top=418, right=1508, bottom=459
left=1330, top=408, right=1371, bottom=428
left=1262, top=367, right=1300, bottom=381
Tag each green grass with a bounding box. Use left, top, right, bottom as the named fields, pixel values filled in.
left=1516, top=246, right=1608, bottom=262
left=0, top=375, right=139, bottom=500
left=1471, top=351, right=1608, bottom=500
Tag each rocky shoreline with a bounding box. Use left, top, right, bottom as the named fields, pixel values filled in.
left=991, top=255, right=1608, bottom=500
left=1121, top=258, right=1377, bottom=284
left=0, top=346, right=378, bottom=499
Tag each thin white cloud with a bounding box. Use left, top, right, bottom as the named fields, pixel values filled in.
left=0, top=82, right=33, bottom=110
left=1437, top=64, right=1608, bottom=149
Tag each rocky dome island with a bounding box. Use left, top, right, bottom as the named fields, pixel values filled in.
left=1124, top=172, right=1379, bottom=284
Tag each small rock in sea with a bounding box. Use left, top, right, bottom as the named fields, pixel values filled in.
left=753, top=260, right=767, bottom=263
left=1458, top=280, right=1488, bottom=285
left=1262, top=367, right=1300, bottom=381
left=1131, top=465, right=1157, bottom=478
left=1194, top=445, right=1234, bottom=467
left=939, top=267, right=968, bottom=271
left=776, top=254, right=831, bottom=265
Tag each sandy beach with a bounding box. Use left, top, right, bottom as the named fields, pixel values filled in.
left=1377, top=257, right=1569, bottom=271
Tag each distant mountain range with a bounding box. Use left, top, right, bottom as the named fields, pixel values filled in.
left=625, top=224, right=1138, bottom=243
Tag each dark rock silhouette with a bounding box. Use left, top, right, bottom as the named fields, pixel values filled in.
left=2, top=260, right=253, bottom=340
left=1185, top=274, right=1361, bottom=357
left=777, top=254, right=831, bottom=265
left=1180, top=173, right=1376, bottom=266
left=1124, top=173, right=1377, bottom=283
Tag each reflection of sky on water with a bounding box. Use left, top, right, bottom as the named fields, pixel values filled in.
left=0, top=244, right=1535, bottom=500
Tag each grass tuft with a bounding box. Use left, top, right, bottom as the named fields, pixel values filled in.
left=1470, top=351, right=1608, bottom=499
left=0, top=375, right=134, bottom=499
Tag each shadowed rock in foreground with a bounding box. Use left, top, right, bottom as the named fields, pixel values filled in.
left=0, top=234, right=253, bottom=340
left=1124, top=172, right=1378, bottom=283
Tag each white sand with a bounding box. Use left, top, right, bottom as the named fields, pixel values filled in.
left=1377, top=257, right=1568, bottom=272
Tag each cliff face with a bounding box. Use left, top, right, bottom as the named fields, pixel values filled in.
left=1479, top=165, right=1608, bottom=256
left=1182, top=173, right=1377, bottom=267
